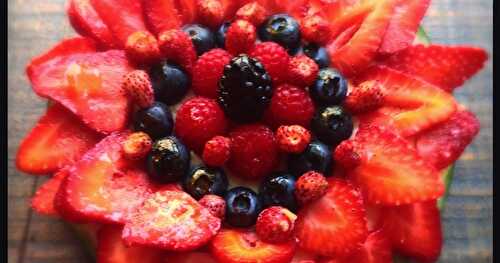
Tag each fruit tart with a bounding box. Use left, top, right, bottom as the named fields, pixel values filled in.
left=16, top=0, right=488, bottom=262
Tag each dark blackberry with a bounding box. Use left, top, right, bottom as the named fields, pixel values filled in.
left=217, top=54, right=273, bottom=122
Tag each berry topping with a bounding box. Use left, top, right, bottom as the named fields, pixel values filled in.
left=249, top=42, right=290, bottom=84
left=192, top=48, right=232, bottom=98
left=344, top=80, right=385, bottom=114
left=121, top=70, right=154, bottom=108
left=294, top=171, right=328, bottom=205
left=235, top=2, right=268, bottom=26
left=259, top=172, right=298, bottom=212
left=287, top=55, right=319, bottom=87
left=333, top=140, right=361, bottom=170
left=183, top=166, right=229, bottom=200
left=196, top=0, right=224, bottom=29
left=225, top=19, right=257, bottom=55
left=202, top=136, right=231, bottom=167
left=146, top=136, right=191, bottom=184
left=302, top=43, right=330, bottom=69
left=133, top=102, right=173, bottom=140
left=258, top=14, right=301, bottom=54
left=142, top=0, right=182, bottom=36
left=311, top=105, right=353, bottom=147
left=125, top=31, right=161, bottom=66
left=158, top=29, right=197, bottom=75
left=215, top=21, right=231, bottom=48
left=310, top=68, right=348, bottom=106
left=217, top=55, right=273, bottom=122
left=256, top=206, right=297, bottom=244
left=182, top=24, right=216, bottom=56
left=299, top=14, right=331, bottom=45
left=122, top=132, right=153, bottom=160
left=268, top=84, right=315, bottom=128
left=225, top=187, right=262, bottom=227
left=31, top=169, right=69, bottom=217
left=198, top=194, right=226, bottom=219
left=276, top=125, right=311, bottom=153
left=288, top=140, right=332, bottom=177
left=150, top=62, right=190, bottom=105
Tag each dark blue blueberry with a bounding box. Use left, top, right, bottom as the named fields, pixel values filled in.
left=302, top=43, right=330, bottom=68
left=259, top=172, right=298, bottom=212
left=310, top=68, right=348, bottom=105
left=225, top=187, right=262, bottom=227
left=133, top=102, right=173, bottom=140
left=147, top=136, right=191, bottom=183
left=182, top=24, right=216, bottom=56
left=150, top=62, right=190, bottom=105
left=215, top=21, right=231, bottom=48
left=311, top=105, right=353, bottom=147
left=182, top=166, right=228, bottom=200
left=258, top=14, right=301, bottom=54
left=288, top=140, right=332, bottom=177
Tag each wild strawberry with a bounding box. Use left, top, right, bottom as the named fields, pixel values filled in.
left=225, top=19, right=257, bottom=55
left=267, top=84, right=315, bottom=128
left=202, top=136, right=231, bottom=167
left=250, top=42, right=290, bottom=84
left=198, top=194, right=226, bottom=219
left=125, top=31, right=161, bottom=66
left=197, top=0, right=224, bottom=29
left=300, top=14, right=331, bottom=45
left=192, top=48, right=232, bottom=98
left=344, top=80, right=385, bottom=114
left=294, top=171, right=328, bottom=204
left=235, top=2, right=268, bottom=26
left=256, top=206, right=297, bottom=244
left=121, top=70, right=154, bottom=108
left=158, top=29, right=197, bottom=74
left=122, top=132, right=152, bottom=160
left=288, top=55, right=319, bottom=87
left=276, top=125, right=311, bottom=153
left=333, top=140, right=361, bottom=169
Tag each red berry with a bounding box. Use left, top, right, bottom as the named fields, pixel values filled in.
left=268, top=84, right=315, bottom=128
left=288, top=55, right=319, bottom=87
left=250, top=42, right=290, bottom=84
left=256, top=206, right=297, bottom=244
left=294, top=171, right=329, bottom=204
left=276, top=125, right=311, bottom=153
left=333, top=140, right=361, bottom=169
left=175, top=97, right=228, bottom=154
left=300, top=14, right=331, bottom=45
left=122, top=132, right=152, bottom=160
left=121, top=70, right=154, bottom=108
left=225, top=19, right=257, bottom=55
left=197, top=0, right=224, bottom=29
left=202, top=136, right=231, bottom=167
left=198, top=194, right=226, bottom=219
left=235, top=2, right=268, bottom=26
left=192, top=48, right=232, bottom=98
left=158, top=29, right=197, bottom=74
left=344, top=80, right=386, bottom=114
left=125, top=31, right=161, bottom=66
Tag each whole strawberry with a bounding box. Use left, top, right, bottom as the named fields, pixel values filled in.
left=334, top=140, right=361, bottom=170
left=225, top=19, right=257, bottom=55
left=267, top=84, right=315, bottom=128
left=288, top=55, right=319, bottom=87
left=203, top=136, right=231, bottom=167
left=295, top=171, right=329, bottom=204
left=199, top=194, right=226, bottom=219
left=344, top=80, right=385, bottom=114
left=235, top=2, right=268, bottom=26
left=158, top=29, right=197, bottom=74
left=125, top=30, right=161, bottom=66
left=121, top=70, right=154, bottom=108
left=300, top=14, right=331, bottom=45
left=197, top=0, right=224, bottom=29
left=122, top=132, right=153, bottom=160
left=256, top=206, right=297, bottom=244
left=192, top=48, right=232, bottom=98
left=276, top=125, right=311, bottom=153
left=250, top=42, right=290, bottom=84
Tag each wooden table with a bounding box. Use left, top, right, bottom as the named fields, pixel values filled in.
left=7, top=0, right=493, bottom=262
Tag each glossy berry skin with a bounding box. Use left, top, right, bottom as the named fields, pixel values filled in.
left=302, top=43, right=330, bottom=69
left=256, top=206, right=296, bottom=244
left=311, top=105, right=354, bottom=147
left=215, top=21, right=231, bottom=48
left=288, top=140, right=332, bottom=177
left=146, top=136, right=191, bottom=184
left=310, top=68, right=348, bottom=105
left=133, top=102, right=173, bottom=140
left=259, top=172, right=298, bottom=212
left=294, top=171, right=329, bottom=205
left=150, top=62, right=190, bottom=105
left=182, top=24, right=216, bottom=56
left=183, top=166, right=229, bottom=200
left=225, top=187, right=262, bottom=227
left=258, top=14, right=301, bottom=54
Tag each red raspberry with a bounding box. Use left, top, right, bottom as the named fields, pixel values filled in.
left=276, top=125, right=311, bottom=153
left=125, top=31, right=161, bottom=66
left=121, top=70, right=154, bottom=108
left=344, top=80, right=386, bottom=114
left=225, top=19, right=257, bottom=55
left=158, top=29, right=197, bottom=74
left=256, top=206, right=297, bottom=244
left=228, top=124, right=278, bottom=179
left=235, top=2, right=268, bottom=26
left=197, top=0, right=224, bottom=29
left=250, top=42, right=290, bottom=84
left=192, top=48, right=232, bottom=98
left=175, top=97, right=228, bottom=154
left=288, top=55, right=319, bottom=87
left=300, top=14, right=332, bottom=45
left=334, top=140, right=361, bottom=169
left=198, top=194, right=226, bottom=219
left=294, top=171, right=329, bottom=204
left=122, top=132, right=153, bottom=160
left=203, top=136, right=231, bottom=167
left=267, top=84, right=315, bottom=128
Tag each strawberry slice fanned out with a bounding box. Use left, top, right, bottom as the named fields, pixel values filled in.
left=381, top=44, right=488, bottom=92
left=143, top=0, right=183, bottom=36
left=31, top=168, right=70, bottom=216
left=16, top=104, right=102, bottom=175
left=28, top=49, right=133, bottom=134
left=174, top=0, right=198, bottom=24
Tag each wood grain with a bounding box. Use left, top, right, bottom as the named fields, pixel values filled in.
left=7, top=0, right=493, bottom=262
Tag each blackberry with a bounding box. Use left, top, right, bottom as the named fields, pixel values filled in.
left=217, top=54, right=273, bottom=122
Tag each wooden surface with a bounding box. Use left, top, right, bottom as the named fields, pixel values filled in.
left=7, top=0, right=493, bottom=262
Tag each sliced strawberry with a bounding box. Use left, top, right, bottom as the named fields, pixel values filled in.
left=381, top=44, right=488, bottom=92
left=295, top=179, right=368, bottom=257
left=123, top=190, right=221, bottom=251
left=347, top=125, right=444, bottom=205
left=210, top=228, right=296, bottom=263
left=357, top=106, right=406, bottom=131
left=378, top=201, right=443, bottom=262
left=16, top=104, right=102, bottom=175
left=164, top=251, right=217, bottom=263
left=31, top=168, right=70, bottom=216
left=66, top=0, right=120, bottom=49
left=143, top=0, right=183, bottom=36
left=378, top=0, right=431, bottom=54
left=55, top=132, right=155, bottom=224
left=174, top=0, right=198, bottom=24
left=28, top=50, right=133, bottom=134
left=416, top=108, right=480, bottom=170
left=97, top=225, right=166, bottom=263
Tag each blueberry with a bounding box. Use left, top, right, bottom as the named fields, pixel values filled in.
left=147, top=136, right=191, bottom=183
left=258, top=14, right=301, bottom=54
left=303, top=43, right=330, bottom=68
left=225, top=187, right=262, bottom=227
left=310, top=68, right=348, bottom=105
left=182, top=24, right=215, bottom=56
left=311, top=105, right=353, bottom=147
left=133, top=102, right=173, bottom=140
left=182, top=166, right=228, bottom=200
left=259, top=172, right=298, bottom=212
left=288, top=140, right=332, bottom=177
left=215, top=21, right=231, bottom=48
left=150, top=62, right=190, bottom=105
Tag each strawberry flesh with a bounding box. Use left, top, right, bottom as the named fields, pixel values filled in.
left=164, top=252, right=217, bottom=263
left=31, top=168, right=70, bottom=216
left=143, top=0, right=183, bottom=35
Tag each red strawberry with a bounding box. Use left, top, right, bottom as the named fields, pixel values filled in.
left=122, top=190, right=221, bottom=251
left=198, top=194, right=226, bottom=219
left=202, top=136, right=232, bottom=167
left=256, top=206, right=297, bottom=244
left=288, top=55, right=319, bottom=87
left=31, top=168, right=70, bottom=216
left=121, top=70, right=155, bottom=108
left=225, top=19, right=257, bottom=55
left=122, top=131, right=153, bottom=160
left=142, top=0, right=182, bottom=35
left=158, top=29, right=197, bottom=75
left=192, top=48, right=232, bottom=98
left=28, top=49, right=134, bottom=134
left=54, top=132, right=155, bottom=223
left=295, top=178, right=368, bottom=257
left=381, top=44, right=488, bottom=92
left=16, top=104, right=102, bottom=175
left=344, top=80, right=385, bottom=114
left=197, top=0, right=225, bottom=29
left=125, top=30, right=161, bottom=66
left=300, top=13, right=331, bottom=45
left=66, top=0, right=119, bottom=49
left=416, top=108, right=480, bottom=170
left=211, top=229, right=296, bottom=263
left=356, top=106, right=406, bottom=132
left=276, top=125, right=311, bottom=153
left=267, top=84, right=315, bottom=128
left=333, top=140, right=361, bottom=170
left=164, top=252, right=217, bottom=263
left=235, top=2, right=268, bottom=26
left=250, top=42, right=290, bottom=84
left=97, top=225, right=166, bottom=263
left=174, top=0, right=198, bottom=24
left=153, top=183, right=183, bottom=192
left=294, top=171, right=329, bottom=205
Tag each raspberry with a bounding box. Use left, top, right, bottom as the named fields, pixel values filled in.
left=174, top=97, right=228, bottom=154
left=288, top=55, right=319, bottom=87
left=228, top=124, right=279, bottom=179
left=250, top=42, right=290, bottom=84
left=235, top=2, right=268, bottom=26
left=334, top=140, right=362, bottom=169
left=198, top=194, right=226, bottom=219
left=344, top=80, right=386, bottom=114
left=294, top=171, right=329, bottom=204
left=196, top=0, right=224, bottom=29
left=122, top=132, right=153, bottom=160
left=300, top=14, right=332, bottom=45
left=225, top=19, right=257, bottom=55
left=125, top=31, right=161, bottom=66
left=121, top=70, right=154, bottom=108
left=268, top=84, right=315, bottom=128
left=203, top=136, right=231, bottom=167
left=192, top=48, right=232, bottom=98
left=276, top=125, right=311, bottom=153
left=256, top=206, right=297, bottom=244
left=158, top=29, right=197, bottom=74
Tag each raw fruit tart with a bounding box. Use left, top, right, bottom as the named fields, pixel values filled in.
left=17, top=0, right=487, bottom=262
